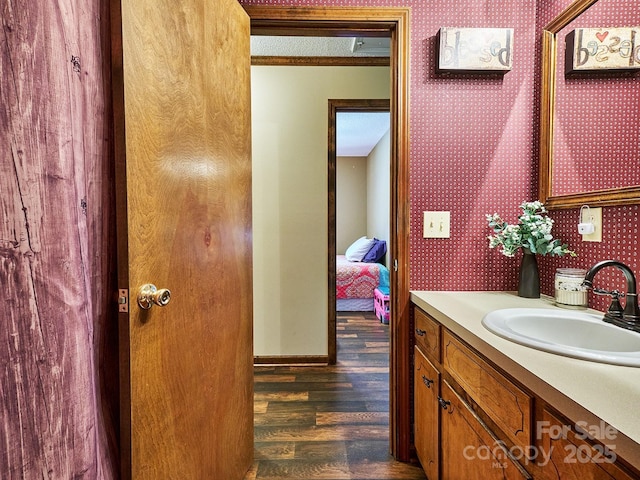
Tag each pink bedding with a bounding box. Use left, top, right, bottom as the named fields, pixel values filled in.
left=336, top=255, right=381, bottom=299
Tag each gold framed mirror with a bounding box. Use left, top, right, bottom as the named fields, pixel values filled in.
left=539, top=0, right=640, bottom=209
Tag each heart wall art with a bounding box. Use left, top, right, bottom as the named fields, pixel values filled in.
left=566, top=27, right=640, bottom=73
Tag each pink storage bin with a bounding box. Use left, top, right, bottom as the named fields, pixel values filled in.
left=374, top=288, right=390, bottom=324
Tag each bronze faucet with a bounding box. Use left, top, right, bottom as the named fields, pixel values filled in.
left=582, top=260, right=640, bottom=333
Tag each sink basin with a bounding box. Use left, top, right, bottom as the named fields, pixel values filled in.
left=482, top=308, right=640, bottom=367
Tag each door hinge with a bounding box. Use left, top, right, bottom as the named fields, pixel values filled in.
left=394, top=259, right=398, bottom=272
left=118, top=288, right=129, bottom=312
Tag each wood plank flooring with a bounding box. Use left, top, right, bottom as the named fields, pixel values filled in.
left=244, top=312, right=426, bottom=480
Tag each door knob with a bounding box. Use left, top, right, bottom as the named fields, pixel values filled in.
left=137, top=284, right=171, bottom=309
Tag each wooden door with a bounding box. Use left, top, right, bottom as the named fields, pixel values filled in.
left=111, top=0, right=253, bottom=478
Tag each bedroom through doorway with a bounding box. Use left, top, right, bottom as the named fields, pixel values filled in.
left=331, top=100, right=391, bottom=364
left=247, top=6, right=412, bottom=460
left=250, top=34, right=392, bottom=366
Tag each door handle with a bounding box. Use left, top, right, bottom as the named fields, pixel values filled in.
left=137, top=284, right=171, bottom=309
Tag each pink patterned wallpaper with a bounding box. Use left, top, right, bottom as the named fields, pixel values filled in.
left=240, top=0, right=640, bottom=314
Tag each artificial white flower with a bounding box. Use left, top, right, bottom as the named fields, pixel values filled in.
left=486, top=201, right=576, bottom=258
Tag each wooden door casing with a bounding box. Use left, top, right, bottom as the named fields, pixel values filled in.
left=111, top=0, right=253, bottom=478
left=246, top=6, right=411, bottom=459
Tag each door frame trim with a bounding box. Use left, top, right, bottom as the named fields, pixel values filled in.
left=328, top=98, right=390, bottom=365
left=245, top=6, right=411, bottom=461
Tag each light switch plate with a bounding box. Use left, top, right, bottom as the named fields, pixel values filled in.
left=423, top=211, right=451, bottom=238
left=581, top=207, right=602, bottom=242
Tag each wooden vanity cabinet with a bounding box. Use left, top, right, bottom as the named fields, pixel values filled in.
left=414, top=346, right=439, bottom=480
left=413, top=307, right=441, bottom=478
left=413, top=308, right=529, bottom=479
left=539, top=410, right=637, bottom=480
left=411, top=304, right=640, bottom=480
left=440, top=380, right=531, bottom=480
left=442, top=330, right=532, bottom=452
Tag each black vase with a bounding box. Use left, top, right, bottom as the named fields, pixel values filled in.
left=518, top=249, right=540, bottom=298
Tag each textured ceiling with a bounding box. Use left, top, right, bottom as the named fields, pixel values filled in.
left=336, top=112, right=390, bottom=157
left=250, top=36, right=390, bottom=57
left=252, top=36, right=391, bottom=157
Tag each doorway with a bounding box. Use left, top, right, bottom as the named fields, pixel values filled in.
left=246, top=6, right=411, bottom=460
left=329, top=99, right=391, bottom=364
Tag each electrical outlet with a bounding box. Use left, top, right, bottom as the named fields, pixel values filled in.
left=581, top=207, right=602, bottom=242
left=423, top=211, right=451, bottom=238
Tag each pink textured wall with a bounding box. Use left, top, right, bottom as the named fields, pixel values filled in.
left=405, top=0, right=538, bottom=292
left=242, top=0, right=640, bottom=314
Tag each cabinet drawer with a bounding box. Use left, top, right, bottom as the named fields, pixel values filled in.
left=414, top=308, right=440, bottom=362
left=443, top=331, right=532, bottom=451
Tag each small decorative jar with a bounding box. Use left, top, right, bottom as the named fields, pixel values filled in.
left=554, top=268, right=588, bottom=308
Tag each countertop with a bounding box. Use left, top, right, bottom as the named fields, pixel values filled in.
left=410, top=290, right=640, bottom=470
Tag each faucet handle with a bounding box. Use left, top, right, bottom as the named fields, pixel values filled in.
left=593, top=287, right=625, bottom=298
left=593, top=288, right=624, bottom=319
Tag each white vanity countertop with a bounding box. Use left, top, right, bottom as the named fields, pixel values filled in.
left=410, top=290, right=640, bottom=469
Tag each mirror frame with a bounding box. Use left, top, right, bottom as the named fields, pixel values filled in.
left=539, top=0, right=640, bottom=209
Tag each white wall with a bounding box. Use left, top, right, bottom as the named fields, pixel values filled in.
left=252, top=65, right=389, bottom=357
left=367, top=129, right=391, bottom=266
left=337, top=129, right=391, bottom=262
left=337, top=156, right=367, bottom=254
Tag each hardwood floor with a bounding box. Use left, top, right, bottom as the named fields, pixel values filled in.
left=244, top=312, right=426, bottom=480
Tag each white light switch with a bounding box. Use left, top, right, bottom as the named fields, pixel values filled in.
left=423, top=211, right=451, bottom=238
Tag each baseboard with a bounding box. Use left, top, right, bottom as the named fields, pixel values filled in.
left=253, top=355, right=329, bottom=365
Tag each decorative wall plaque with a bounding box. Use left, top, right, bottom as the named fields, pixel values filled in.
left=566, top=27, right=640, bottom=73
left=437, top=27, right=513, bottom=73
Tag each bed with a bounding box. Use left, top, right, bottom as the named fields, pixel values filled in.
left=336, top=254, right=390, bottom=311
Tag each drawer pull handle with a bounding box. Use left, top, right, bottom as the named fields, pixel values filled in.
left=438, top=397, right=451, bottom=410
left=415, top=328, right=426, bottom=336
left=422, top=375, right=434, bottom=388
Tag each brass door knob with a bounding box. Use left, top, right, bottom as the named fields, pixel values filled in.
left=137, top=284, right=171, bottom=310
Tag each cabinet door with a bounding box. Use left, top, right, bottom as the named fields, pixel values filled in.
left=414, top=346, right=439, bottom=479
left=440, top=380, right=532, bottom=480
left=443, top=331, right=532, bottom=451
left=540, top=410, right=636, bottom=480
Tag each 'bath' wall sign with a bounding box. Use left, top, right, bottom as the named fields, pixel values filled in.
left=437, top=28, right=513, bottom=73
left=566, top=27, right=640, bottom=73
